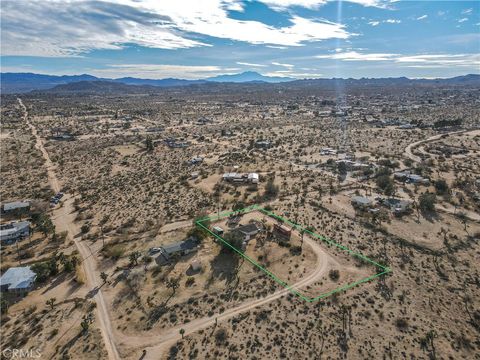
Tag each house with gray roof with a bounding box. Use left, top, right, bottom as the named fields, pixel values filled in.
left=154, top=237, right=199, bottom=266
left=0, top=221, right=31, bottom=245
left=2, top=201, right=30, bottom=214
left=0, top=266, right=36, bottom=294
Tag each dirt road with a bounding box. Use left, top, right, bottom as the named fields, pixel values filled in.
left=18, top=98, right=121, bottom=360
left=117, top=235, right=334, bottom=359
left=404, top=129, right=471, bottom=163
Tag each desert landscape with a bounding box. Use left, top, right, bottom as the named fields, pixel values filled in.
left=1, top=1, right=480, bottom=359
left=1, top=78, right=479, bottom=360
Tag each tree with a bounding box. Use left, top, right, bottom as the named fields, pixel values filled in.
left=129, top=251, right=141, bottom=266
left=434, top=179, right=449, bottom=195
left=35, top=213, right=56, bottom=237
left=100, top=272, right=108, bottom=284
left=145, top=137, right=154, bottom=152
left=179, top=328, right=185, bottom=339
left=46, top=298, right=56, bottom=310
left=80, top=317, right=90, bottom=334
left=419, top=193, right=436, bottom=213
left=166, top=277, right=180, bottom=297
left=142, top=256, right=152, bottom=271
left=264, top=178, right=279, bottom=200
left=376, top=175, right=395, bottom=196
left=223, top=231, right=244, bottom=253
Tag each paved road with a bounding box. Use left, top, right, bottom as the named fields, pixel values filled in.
left=19, top=98, right=121, bottom=360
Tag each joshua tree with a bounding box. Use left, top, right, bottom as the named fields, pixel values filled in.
left=420, top=330, right=437, bottom=359
left=179, top=328, right=185, bottom=339
left=46, top=298, right=56, bottom=310
left=166, top=277, right=180, bottom=299
left=100, top=272, right=108, bottom=284
left=129, top=251, right=141, bottom=267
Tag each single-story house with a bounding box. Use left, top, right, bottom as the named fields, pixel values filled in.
left=223, top=172, right=259, bottom=184
left=155, top=237, right=199, bottom=266
left=394, top=171, right=429, bottom=185
left=2, top=201, right=30, bottom=214
left=351, top=196, right=373, bottom=209
left=378, top=198, right=412, bottom=215
left=234, top=223, right=261, bottom=242
left=0, top=221, right=31, bottom=245
left=0, top=266, right=37, bottom=294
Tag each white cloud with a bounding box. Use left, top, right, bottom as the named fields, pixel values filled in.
left=315, top=51, right=480, bottom=67
left=458, top=18, right=469, bottom=23
left=384, top=19, right=401, bottom=24
left=236, top=62, right=267, bottom=67
left=91, top=64, right=233, bottom=79
left=316, top=51, right=397, bottom=61
left=368, top=21, right=380, bottom=26
left=272, top=61, right=294, bottom=68
left=462, top=8, right=472, bottom=15
left=416, top=15, right=428, bottom=20
left=1, top=0, right=353, bottom=57
left=259, top=0, right=392, bottom=10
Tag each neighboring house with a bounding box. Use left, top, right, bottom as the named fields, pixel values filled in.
left=189, top=157, right=204, bottom=165
left=255, top=140, right=271, bottom=149
left=0, top=221, right=31, bottom=245
left=0, top=266, right=37, bottom=294
left=155, top=237, right=199, bottom=266
left=2, top=201, right=30, bottom=214
left=234, top=223, right=261, bottom=242
left=394, top=171, right=429, bottom=185
left=223, top=172, right=259, bottom=184
left=351, top=196, right=373, bottom=209
left=378, top=198, right=412, bottom=215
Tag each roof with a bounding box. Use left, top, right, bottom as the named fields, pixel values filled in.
left=235, top=223, right=260, bottom=235
left=0, top=266, right=36, bottom=290
left=3, top=201, right=30, bottom=211
left=0, top=221, right=30, bottom=237
left=351, top=196, right=372, bottom=205
left=161, top=238, right=198, bottom=255
left=248, top=173, right=259, bottom=180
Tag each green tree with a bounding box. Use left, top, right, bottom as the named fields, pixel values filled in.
left=179, top=328, right=185, bottom=339
left=419, top=193, right=436, bottom=213
left=434, top=179, right=449, bottom=195
left=264, top=178, right=279, bottom=200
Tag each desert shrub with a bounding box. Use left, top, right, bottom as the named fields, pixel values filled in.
left=103, top=244, right=126, bottom=260
left=215, top=328, right=228, bottom=345
left=329, top=269, right=340, bottom=281
left=419, top=192, right=436, bottom=212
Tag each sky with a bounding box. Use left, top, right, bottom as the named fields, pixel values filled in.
left=1, top=0, right=479, bottom=79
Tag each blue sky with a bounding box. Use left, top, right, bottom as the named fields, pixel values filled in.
left=1, top=0, right=479, bottom=79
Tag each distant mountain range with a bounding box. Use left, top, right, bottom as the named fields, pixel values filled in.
left=1, top=71, right=478, bottom=94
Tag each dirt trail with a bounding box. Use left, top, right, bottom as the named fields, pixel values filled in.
left=116, top=235, right=334, bottom=359
left=18, top=98, right=121, bottom=360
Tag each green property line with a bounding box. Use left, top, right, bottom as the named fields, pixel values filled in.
left=196, top=205, right=391, bottom=302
